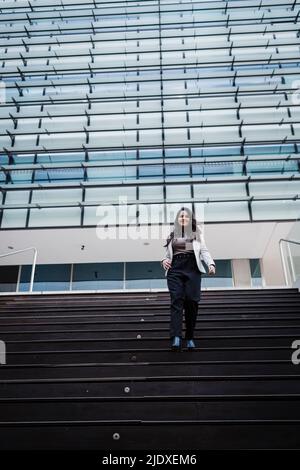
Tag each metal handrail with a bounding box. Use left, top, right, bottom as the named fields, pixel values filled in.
left=279, top=239, right=300, bottom=246
left=279, top=238, right=300, bottom=286
left=0, top=247, right=37, bottom=292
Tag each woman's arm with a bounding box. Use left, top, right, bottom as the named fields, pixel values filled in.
left=200, top=240, right=215, bottom=268
left=160, top=253, right=171, bottom=267
left=160, top=245, right=171, bottom=267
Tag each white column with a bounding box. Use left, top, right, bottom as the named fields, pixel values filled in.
left=232, top=259, right=251, bottom=288
left=261, top=248, right=286, bottom=287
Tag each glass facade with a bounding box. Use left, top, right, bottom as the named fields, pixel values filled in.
left=8, top=258, right=250, bottom=291
left=19, top=264, right=71, bottom=291
left=0, top=0, right=300, bottom=229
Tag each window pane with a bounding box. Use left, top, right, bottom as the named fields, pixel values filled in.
left=125, top=261, right=164, bottom=289
left=166, top=185, right=191, bottom=201
left=72, top=263, right=123, bottom=290
left=139, top=186, right=163, bottom=201
left=201, top=260, right=233, bottom=288
left=85, top=186, right=136, bottom=203
left=195, top=202, right=250, bottom=222
left=31, top=189, right=82, bottom=203
left=0, top=266, right=18, bottom=292
left=1, top=209, right=28, bottom=228
left=29, top=208, right=81, bottom=227
left=250, top=259, right=263, bottom=287
left=194, top=183, right=246, bottom=199
left=19, top=264, right=71, bottom=291
left=252, top=200, right=300, bottom=220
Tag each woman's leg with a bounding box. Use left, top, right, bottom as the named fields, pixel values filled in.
left=167, top=269, right=186, bottom=340
left=184, top=297, right=199, bottom=340
left=184, top=261, right=202, bottom=340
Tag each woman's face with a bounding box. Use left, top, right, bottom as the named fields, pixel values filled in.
left=178, top=210, right=190, bottom=227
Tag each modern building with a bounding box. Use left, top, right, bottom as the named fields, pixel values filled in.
left=1, top=0, right=300, bottom=293
left=1, top=1, right=300, bottom=453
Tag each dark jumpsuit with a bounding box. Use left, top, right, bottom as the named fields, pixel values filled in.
left=166, top=250, right=202, bottom=340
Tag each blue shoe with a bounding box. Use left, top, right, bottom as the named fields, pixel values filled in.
left=186, top=339, right=196, bottom=350
left=171, top=336, right=182, bottom=351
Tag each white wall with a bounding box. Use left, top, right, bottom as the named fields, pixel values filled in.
left=0, top=221, right=295, bottom=287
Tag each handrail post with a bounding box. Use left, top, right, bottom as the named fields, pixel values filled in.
left=287, top=243, right=296, bottom=284
left=279, top=240, right=289, bottom=286
left=29, top=248, right=37, bottom=293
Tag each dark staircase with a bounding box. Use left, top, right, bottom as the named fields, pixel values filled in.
left=0, top=288, right=300, bottom=450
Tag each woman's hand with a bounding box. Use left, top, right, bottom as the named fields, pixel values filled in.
left=162, top=258, right=172, bottom=270
left=208, top=264, right=216, bottom=275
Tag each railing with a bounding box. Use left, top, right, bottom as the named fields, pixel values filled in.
left=279, top=238, right=300, bottom=287
left=0, top=247, right=37, bottom=292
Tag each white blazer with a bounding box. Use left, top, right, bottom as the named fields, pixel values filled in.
left=161, top=236, right=215, bottom=277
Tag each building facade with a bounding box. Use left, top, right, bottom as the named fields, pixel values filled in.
left=0, top=0, right=300, bottom=292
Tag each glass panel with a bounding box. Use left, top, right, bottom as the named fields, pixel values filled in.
left=13, top=154, right=35, bottom=165
left=34, top=168, right=84, bottom=183
left=72, top=263, right=123, bottom=290
left=252, top=200, right=300, bottom=221
left=139, top=149, right=162, bottom=159
left=9, top=170, right=33, bottom=184
left=139, top=186, right=163, bottom=201
left=138, top=203, right=164, bottom=224
left=201, top=260, right=233, bottom=288
left=166, top=185, right=191, bottom=201
left=195, top=201, right=250, bottom=222
left=249, top=181, right=300, bottom=198
left=139, top=165, right=163, bottom=178
left=247, top=160, right=298, bottom=175
left=31, top=189, right=82, bottom=203
left=0, top=154, right=9, bottom=165
left=85, top=186, right=136, bottom=203
left=165, top=148, right=189, bottom=158
left=191, top=146, right=241, bottom=157
left=125, top=261, right=164, bottom=289
left=36, top=152, right=84, bottom=164
left=87, top=166, right=136, bottom=181
left=1, top=209, right=28, bottom=228
left=194, top=183, right=246, bottom=199
left=287, top=241, right=300, bottom=284
left=250, top=259, right=263, bottom=287
left=245, top=144, right=295, bottom=155
left=89, top=150, right=136, bottom=162
left=5, top=191, right=30, bottom=204
left=165, top=164, right=190, bottom=179
left=84, top=204, right=138, bottom=226
left=193, top=162, right=243, bottom=177
left=84, top=206, right=107, bottom=226
left=29, top=208, right=81, bottom=227
left=0, top=266, right=18, bottom=292
left=19, top=264, right=71, bottom=292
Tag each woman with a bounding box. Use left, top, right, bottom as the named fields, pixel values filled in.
left=161, top=207, right=216, bottom=351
